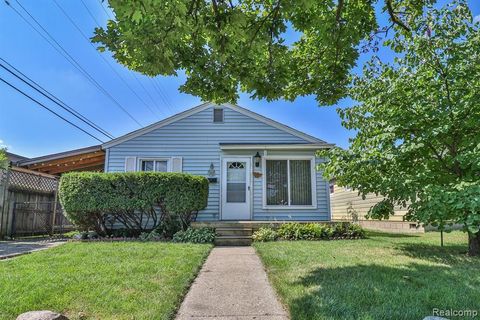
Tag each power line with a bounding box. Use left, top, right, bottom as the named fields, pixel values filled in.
left=0, top=57, right=114, bottom=140
left=52, top=0, right=162, bottom=119
left=131, top=73, right=166, bottom=115
left=89, top=0, right=176, bottom=116
left=152, top=77, right=176, bottom=113
left=0, top=77, right=104, bottom=143
left=6, top=0, right=143, bottom=127
left=98, top=0, right=114, bottom=20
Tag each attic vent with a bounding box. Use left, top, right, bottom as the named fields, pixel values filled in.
left=213, top=108, right=224, bottom=123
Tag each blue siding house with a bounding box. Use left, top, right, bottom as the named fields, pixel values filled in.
left=102, top=103, right=334, bottom=221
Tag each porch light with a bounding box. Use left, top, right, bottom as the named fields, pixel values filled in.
left=254, top=152, right=261, bottom=168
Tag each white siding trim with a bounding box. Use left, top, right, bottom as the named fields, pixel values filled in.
left=220, top=144, right=333, bottom=150
left=262, top=155, right=317, bottom=210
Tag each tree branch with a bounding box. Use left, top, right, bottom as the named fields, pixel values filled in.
left=385, top=0, right=411, bottom=32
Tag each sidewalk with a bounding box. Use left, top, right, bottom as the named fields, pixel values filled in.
left=176, top=246, right=289, bottom=320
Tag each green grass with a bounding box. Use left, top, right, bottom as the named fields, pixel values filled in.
left=0, top=242, right=212, bottom=320
left=254, top=231, right=480, bottom=320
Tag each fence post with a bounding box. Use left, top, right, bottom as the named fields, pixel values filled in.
left=51, top=178, right=59, bottom=235
left=0, top=168, right=11, bottom=239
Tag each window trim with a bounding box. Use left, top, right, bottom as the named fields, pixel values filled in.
left=138, top=158, right=171, bottom=172
left=262, top=156, right=317, bottom=210
left=213, top=108, right=224, bottom=123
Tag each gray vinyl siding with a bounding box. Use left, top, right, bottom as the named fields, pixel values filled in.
left=106, top=105, right=330, bottom=221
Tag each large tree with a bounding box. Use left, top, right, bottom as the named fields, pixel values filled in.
left=94, top=0, right=480, bottom=255
left=93, top=0, right=432, bottom=105
left=320, top=2, right=480, bottom=255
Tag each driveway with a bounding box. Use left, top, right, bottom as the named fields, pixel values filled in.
left=0, top=239, right=65, bottom=259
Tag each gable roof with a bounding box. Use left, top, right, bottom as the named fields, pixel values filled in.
left=102, top=102, right=331, bottom=149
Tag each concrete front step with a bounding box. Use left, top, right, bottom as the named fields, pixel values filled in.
left=216, top=228, right=253, bottom=236
left=215, top=236, right=252, bottom=246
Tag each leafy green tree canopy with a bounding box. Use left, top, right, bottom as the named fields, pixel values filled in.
left=319, top=2, right=480, bottom=255
left=93, top=0, right=431, bottom=105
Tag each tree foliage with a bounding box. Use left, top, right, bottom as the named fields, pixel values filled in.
left=93, top=0, right=435, bottom=105
left=0, top=148, right=7, bottom=170
left=320, top=1, right=480, bottom=255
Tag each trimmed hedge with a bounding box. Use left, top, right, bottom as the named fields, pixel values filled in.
left=59, top=172, right=209, bottom=235
left=252, top=222, right=365, bottom=242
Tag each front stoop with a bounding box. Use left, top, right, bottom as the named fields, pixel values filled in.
left=192, top=222, right=253, bottom=246
left=215, top=227, right=253, bottom=246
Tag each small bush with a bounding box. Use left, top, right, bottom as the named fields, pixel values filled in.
left=173, top=227, right=216, bottom=243
left=252, top=222, right=365, bottom=242
left=252, top=227, right=278, bottom=242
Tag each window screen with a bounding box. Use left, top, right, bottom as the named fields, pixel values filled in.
left=265, top=159, right=313, bottom=206
left=140, top=160, right=168, bottom=172
left=213, top=108, right=224, bottom=123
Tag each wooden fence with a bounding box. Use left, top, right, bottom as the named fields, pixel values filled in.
left=0, top=167, right=73, bottom=238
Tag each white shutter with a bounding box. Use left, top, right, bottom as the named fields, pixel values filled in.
left=125, top=156, right=137, bottom=172
left=171, top=157, right=183, bottom=172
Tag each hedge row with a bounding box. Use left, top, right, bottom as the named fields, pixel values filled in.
left=59, top=172, right=209, bottom=235
left=252, top=222, right=366, bottom=242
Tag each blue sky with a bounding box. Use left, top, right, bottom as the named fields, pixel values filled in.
left=1, top=1, right=479, bottom=157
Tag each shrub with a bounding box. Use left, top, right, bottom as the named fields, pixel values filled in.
left=173, top=227, right=216, bottom=243
left=59, top=172, right=209, bottom=235
left=252, top=227, right=278, bottom=242
left=252, top=222, right=366, bottom=242
left=139, top=229, right=165, bottom=242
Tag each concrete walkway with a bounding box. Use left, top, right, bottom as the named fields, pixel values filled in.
left=176, top=246, right=289, bottom=320
left=0, top=239, right=65, bottom=260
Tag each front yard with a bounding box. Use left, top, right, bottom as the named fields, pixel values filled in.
left=0, top=242, right=212, bottom=320
left=254, top=231, right=480, bottom=320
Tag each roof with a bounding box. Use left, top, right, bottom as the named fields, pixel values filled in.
left=18, top=145, right=102, bottom=166
left=18, top=145, right=105, bottom=175
left=6, top=152, right=29, bottom=164
left=102, top=102, right=332, bottom=149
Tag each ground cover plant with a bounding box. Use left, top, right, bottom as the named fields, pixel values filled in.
left=252, top=222, right=365, bottom=242
left=0, top=242, right=212, bottom=320
left=254, top=231, right=480, bottom=320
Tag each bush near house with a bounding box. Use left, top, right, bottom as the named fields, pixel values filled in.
left=252, top=223, right=365, bottom=242
left=173, top=227, right=216, bottom=243
left=59, top=172, right=209, bottom=236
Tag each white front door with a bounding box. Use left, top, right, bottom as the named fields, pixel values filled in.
left=221, top=157, right=251, bottom=220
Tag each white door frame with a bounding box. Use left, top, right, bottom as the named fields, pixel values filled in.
left=221, top=156, right=252, bottom=220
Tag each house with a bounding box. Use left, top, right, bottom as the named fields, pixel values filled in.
left=102, top=102, right=334, bottom=222
left=330, top=182, right=424, bottom=233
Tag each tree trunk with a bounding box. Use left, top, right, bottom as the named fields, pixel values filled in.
left=468, top=231, right=480, bottom=256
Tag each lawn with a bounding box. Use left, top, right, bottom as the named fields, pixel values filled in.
left=0, top=242, right=212, bottom=320
left=254, top=231, right=480, bottom=320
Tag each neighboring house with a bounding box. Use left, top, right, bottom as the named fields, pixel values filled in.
left=330, top=182, right=424, bottom=233
left=103, top=102, right=334, bottom=221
